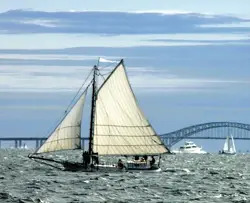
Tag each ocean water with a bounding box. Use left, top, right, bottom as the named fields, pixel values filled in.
left=0, top=149, right=250, bottom=203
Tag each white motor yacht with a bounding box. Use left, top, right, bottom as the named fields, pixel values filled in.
left=172, top=141, right=207, bottom=154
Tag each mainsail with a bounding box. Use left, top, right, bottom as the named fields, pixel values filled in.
left=35, top=91, right=87, bottom=153
left=93, top=60, right=168, bottom=155
left=223, top=136, right=229, bottom=152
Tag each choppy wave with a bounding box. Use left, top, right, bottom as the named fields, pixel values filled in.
left=0, top=149, right=249, bottom=202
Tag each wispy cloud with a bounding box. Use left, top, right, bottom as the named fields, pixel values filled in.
left=1, top=33, right=249, bottom=49
left=0, top=9, right=249, bottom=35
left=0, top=65, right=92, bottom=92
left=130, top=74, right=250, bottom=92
left=0, top=64, right=249, bottom=92
left=21, top=19, right=58, bottom=28
left=199, top=21, right=250, bottom=28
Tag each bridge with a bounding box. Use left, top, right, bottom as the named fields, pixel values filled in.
left=160, top=122, right=250, bottom=148
left=1, top=122, right=250, bottom=150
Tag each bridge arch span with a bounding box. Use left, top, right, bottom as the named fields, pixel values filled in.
left=160, top=122, right=250, bottom=148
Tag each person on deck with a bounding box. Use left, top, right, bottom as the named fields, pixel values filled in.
left=134, top=155, right=139, bottom=161
left=150, top=156, right=155, bottom=166
left=93, top=155, right=99, bottom=165
left=117, top=159, right=124, bottom=169
left=140, top=157, right=145, bottom=162
left=82, top=151, right=90, bottom=168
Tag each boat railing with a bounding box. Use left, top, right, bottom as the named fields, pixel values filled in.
left=98, top=161, right=117, bottom=167
left=98, top=160, right=150, bottom=168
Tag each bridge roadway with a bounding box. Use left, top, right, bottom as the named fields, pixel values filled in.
left=0, top=137, right=89, bottom=149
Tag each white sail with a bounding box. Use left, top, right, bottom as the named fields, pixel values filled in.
left=93, top=61, right=168, bottom=155
left=223, top=136, right=229, bottom=152
left=222, top=135, right=236, bottom=154
left=231, top=135, right=236, bottom=153
left=36, top=91, right=87, bottom=153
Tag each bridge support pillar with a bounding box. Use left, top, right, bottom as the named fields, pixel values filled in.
left=81, top=139, right=85, bottom=151
left=39, top=140, right=43, bottom=147
left=15, top=140, right=18, bottom=148
left=18, top=140, right=22, bottom=148
left=36, top=140, right=39, bottom=148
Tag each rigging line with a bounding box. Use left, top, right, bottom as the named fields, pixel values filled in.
left=99, top=74, right=108, bottom=88
left=43, top=70, right=93, bottom=141
left=98, top=62, right=118, bottom=71
left=98, top=71, right=112, bottom=76
left=96, top=70, right=112, bottom=92
left=97, top=61, right=119, bottom=87
left=65, top=68, right=94, bottom=112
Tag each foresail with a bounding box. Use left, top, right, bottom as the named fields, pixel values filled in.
left=231, top=135, right=236, bottom=153
left=36, top=91, right=87, bottom=153
left=93, top=61, right=168, bottom=155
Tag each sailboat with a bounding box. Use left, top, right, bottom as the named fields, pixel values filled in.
left=220, top=135, right=236, bottom=155
left=29, top=59, right=169, bottom=172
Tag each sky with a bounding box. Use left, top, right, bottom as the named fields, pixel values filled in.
left=0, top=0, right=250, bottom=16
left=0, top=0, right=249, bottom=151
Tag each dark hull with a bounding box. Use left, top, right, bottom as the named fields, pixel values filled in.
left=63, top=163, right=161, bottom=172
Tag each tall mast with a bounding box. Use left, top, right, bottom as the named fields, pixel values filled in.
left=88, top=65, right=97, bottom=155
